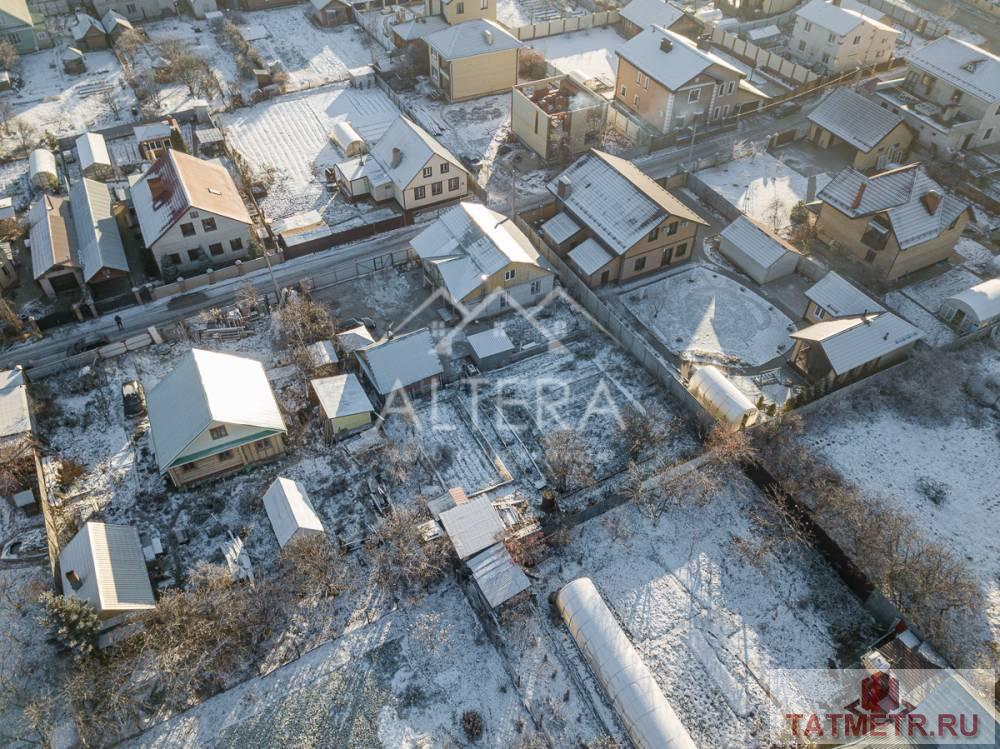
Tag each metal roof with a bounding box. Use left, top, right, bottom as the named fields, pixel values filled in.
left=540, top=211, right=582, bottom=245
left=29, top=195, right=78, bottom=280
left=795, top=0, right=896, bottom=35
left=306, top=340, right=339, bottom=368
left=356, top=329, right=443, bottom=395
left=71, top=12, right=104, bottom=39
left=907, top=36, right=1000, bottom=103
left=805, top=271, right=884, bottom=317
left=392, top=14, right=449, bottom=41
left=0, top=368, right=31, bottom=440
left=439, top=496, right=506, bottom=560
left=70, top=178, right=129, bottom=284
left=311, top=373, right=374, bottom=419
left=619, top=0, right=685, bottom=29
left=262, top=477, right=324, bottom=548
left=369, top=116, right=464, bottom=190
left=146, top=348, right=287, bottom=472
left=807, top=88, right=905, bottom=153
left=101, top=9, right=132, bottom=31
left=467, top=543, right=530, bottom=608
left=467, top=327, right=514, bottom=359
left=568, top=238, right=614, bottom=275
left=617, top=26, right=741, bottom=92
left=791, top=312, right=922, bottom=375
left=59, top=522, right=155, bottom=613
left=718, top=215, right=799, bottom=269
left=942, top=278, right=1000, bottom=324
left=425, top=19, right=522, bottom=60
left=336, top=325, right=375, bottom=353
left=76, top=132, right=111, bottom=171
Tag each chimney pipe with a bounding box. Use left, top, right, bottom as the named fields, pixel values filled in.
left=391, top=147, right=402, bottom=168
left=660, top=38, right=673, bottom=53
left=65, top=569, right=83, bottom=590
left=922, top=189, right=941, bottom=214
left=556, top=175, right=572, bottom=198
left=484, top=29, right=493, bottom=45
left=851, top=182, right=867, bottom=210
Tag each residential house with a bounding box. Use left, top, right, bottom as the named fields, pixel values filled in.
left=724, top=0, right=798, bottom=17
left=426, top=19, right=522, bottom=102
left=134, top=119, right=181, bottom=162
left=76, top=132, right=114, bottom=181
left=410, top=202, right=555, bottom=317
left=310, top=0, right=351, bottom=26
left=355, top=328, right=444, bottom=402
left=59, top=522, right=155, bottom=622
left=391, top=14, right=449, bottom=50
left=71, top=13, right=108, bottom=51
left=790, top=0, right=898, bottom=73
left=146, top=348, right=287, bottom=487
left=511, top=75, right=607, bottom=162
left=717, top=214, right=801, bottom=284
left=789, top=311, right=921, bottom=385
left=875, top=37, right=1000, bottom=154
left=618, top=0, right=700, bottom=39
left=806, top=87, right=912, bottom=171
left=939, top=278, right=1000, bottom=334
left=615, top=27, right=768, bottom=135
left=131, top=149, right=252, bottom=275
left=101, top=9, right=133, bottom=40
left=29, top=195, right=82, bottom=298
left=92, top=0, right=178, bottom=20
left=426, top=0, right=497, bottom=25
left=545, top=149, right=708, bottom=287
left=69, top=178, right=130, bottom=294
left=803, top=270, right=884, bottom=322
left=310, top=373, right=375, bottom=440
left=815, top=163, right=973, bottom=280
left=0, top=0, right=43, bottom=54
left=0, top=367, right=33, bottom=447
left=262, top=477, right=324, bottom=549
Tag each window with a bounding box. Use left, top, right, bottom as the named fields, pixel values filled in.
left=255, top=440, right=270, bottom=454
left=530, top=279, right=541, bottom=294
left=167, top=253, right=181, bottom=266
left=230, top=237, right=243, bottom=251
left=727, top=80, right=736, bottom=95
left=189, top=210, right=199, bottom=218
left=431, top=181, right=443, bottom=196
left=633, top=94, right=640, bottom=106
left=504, top=269, right=515, bottom=281
left=180, top=222, right=195, bottom=237
left=828, top=32, right=836, bottom=43
left=635, top=70, right=641, bottom=84
left=712, top=107, right=720, bottom=120
left=187, top=249, right=202, bottom=262
left=798, top=40, right=806, bottom=51
left=667, top=221, right=678, bottom=235
left=440, top=162, right=450, bottom=174
left=423, top=166, right=433, bottom=178
left=804, top=21, right=812, bottom=31
left=181, top=462, right=197, bottom=472
left=126, top=2, right=136, bottom=11
left=481, top=0, right=488, bottom=7
left=448, top=177, right=460, bottom=191
left=634, top=257, right=646, bottom=272
left=674, top=242, right=688, bottom=257
left=218, top=450, right=233, bottom=462
left=210, top=425, right=228, bottom=440
left=620, top=85, right=627, bottom=97
left=648, top=227, right=659, bottom=241
left=821, top=52, right=831, bottom=64
left=201, top=218, right=217, bottom=232
left=414, top=185, right=426, bottom=200
left=643, top=77, right=648, bottom=90
left=456, top=1, right=464, bottom=11
left=499, top=291, right=509, bottom=308
left=985, top=128, right=994, bottom=140
left=853, top=35, right=861, bottom=44
left=209, top=242, right=224, bottom=256
left=722, top=105, right=730, bottom=118
left=864, top=249, right=877, bottom=263
left=688, top=88, right=700, bottom=103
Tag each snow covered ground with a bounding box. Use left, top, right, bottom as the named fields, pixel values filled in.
left=619, top=264, right=796, bottom=368
left=895, top=265, right=982, bottom=315
left=953, top=236, right=998, bottom=275
left=884, top=289, right=956, bottom=347
left=4, top=48, right=138, bottom=137
left=525, top=27, right=623, bottom=82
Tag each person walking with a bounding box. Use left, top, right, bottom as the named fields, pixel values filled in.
left=114, top=315, right=124, bottom=331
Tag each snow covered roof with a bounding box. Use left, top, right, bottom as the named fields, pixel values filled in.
left=133, top=121, right=174, bottom=142
left=619, top=0, right=685, bottom=29
left=271, top=210, right=325, bottom=237
left=369, top=116, right=464, bottom=190
left=467, top=327, right=514, bottom=359
left=0, top=368, right=32, bottom=440
left=548, top=149, right=706, bottom=256
left=311, top=373, right=374, bottom=419
left=59, top=522, right=155, bottom=614
left=688, top=365, right=757, bottom=425
left=439, top=496, right=506, bottom=560
left=262, top=477, right=324, bottom=548
left=467, top=543, right=530, bottom=608
left=541, top=211, right=582, bottom=245
left=29, top=195, right=78, bottom=280
left=356, top=329, right=443, bottom=395
left=791, top=312, right=922, bottom=376
left=69, top=178, right=128, bottom=284
left=425, top=19, right=522, bottom=60
left=718, top=215, right=800, bottom=270
left=817, top=164, right=971, bottom=250
left=0, top=197, right=12, bottom=220
left=392, top=14, right=449, bottom=41
left=72, top=12, right=104, bottom=39
left=805, top=271, right=884, bottom=317
left=330, top=119, right=364, bottom=151
left=795, top=0, right=896, bottom=36
left=306, top=340, right=338, bottom=369
left=746, top=24, right=780, bottom=41
left=147, top=349, right=286, bottom=472
left=617, top=26, right=741, bottom=92
left=101, top=9, right=132, bottom=32
left=62, top=47, right=85, bottom=61
left=568, top=238, right=614, bottom=275
left=76, top=132, right=111, bottom=172
left=807, top=88, right=906, bottom=153
left=0, top=0, right=32, bottom=26
left=411, top=202, right=546, bottom=302
left=133, top=150, right=251, bottom=248
left=29, top=148, right=56, bottom=180
left=906, top=36, right=1000, bottom=103
left=942, top=278, right=1000, bottom=324
left=336, top=324, right=375, bottom=353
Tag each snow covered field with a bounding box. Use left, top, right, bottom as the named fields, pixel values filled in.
left=620, top=265, right=796, bottom=368
left=525, top=27, right=622, bottom=82
left=954, top=236, right=998, bottom=275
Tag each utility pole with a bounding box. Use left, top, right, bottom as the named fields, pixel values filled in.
left=263, top=246, right=282, bottom=309
left=509, top=162, right=517, bottom=221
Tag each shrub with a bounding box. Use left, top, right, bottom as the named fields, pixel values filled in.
left=59, top=458, right=86, bottom=489
left=916, top=476, right=948, bottom=505
left=38, top=592, right=101, bottom=657
left=462, top=710, right=484, bottom=742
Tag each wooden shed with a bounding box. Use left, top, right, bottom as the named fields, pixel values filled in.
left=310, top=373, right=375, bottom=441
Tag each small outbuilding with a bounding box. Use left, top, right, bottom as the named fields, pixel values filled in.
left=101, top=10, right=134, bottom=40
left=76, top=132, right=113, bottom=181
left=439, top=496, right=506, bottom=561
left=336, top=324, right=375, bottom=354
left=262, top=476, right=325, bottom=548
left=939, top=278, right=1000, bottom=334
left=348, top=65, right=374, bottom=89
left=687, top=365, right=758, bottom=429
left=305, top=340, right=339, bottom=376
left=0, top=367, right=34, bottom=444
left=467, top=543, right=530, bottom=609
left=310, top=0, right=350, bottom=26
left=330, top=120, right=366, bottom=157
left=71, top=13, right=108, bottom=50
left=467, top=327, right=515, bottom=370
left=29, top=148, right=58, bottom=191
left=310, top=373, right=375, bottom=440
left=717, top=215, right=800, bottom=285
left=355, top=328, right=443, bottom=402
left=62, top=47, right=86, bottom=74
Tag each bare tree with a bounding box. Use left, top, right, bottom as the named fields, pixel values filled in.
left=0, top=99, right=13, bottom=134
left=364, top=506, right=452, bottom=598
left=276, top=293, right=335, bottom=348
left=169, top=50, right=214, bottom=97
left=623, top=460, right=720, bottom=524
left=542, top=429, right=594, bottom=493
left=114, top=28, right=146, bottom=64
left=618, top=404, right=674, bottom=460
left=0, top=436, right=33, bottom=496
left=11, top=118, right=37, bottom=154
left=0, top=39, right=19, bottom=71
left=277, top=533, right=353, bottom=599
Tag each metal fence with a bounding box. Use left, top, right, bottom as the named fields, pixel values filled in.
left=510, top=10, right=620, bottom=41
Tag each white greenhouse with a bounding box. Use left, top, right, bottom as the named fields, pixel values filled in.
left=262, top=477, right=325, bottom=548
left=939, top=279, right=1000, bottom=334
left=556, top=578, right=697, bottom=749
left=688, top=365, right=758, bottom=428
left=29, top=149, right=58, bottom=190
left=330, top=120, right=366, bottom=157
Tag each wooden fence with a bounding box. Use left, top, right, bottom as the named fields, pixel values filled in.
left=511, top=10, right=620, bottom=41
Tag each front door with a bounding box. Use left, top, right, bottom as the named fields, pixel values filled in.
left=660, top=246, right=674, bottom=267
left=599, top=270, right=610, bottom=286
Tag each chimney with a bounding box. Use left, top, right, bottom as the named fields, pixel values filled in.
left=484, top=28, right=493, bottom=45
left=391, top=147, right=402, bottom=168
left=922, top=189, right=941, bottom=214
left=556, top=175, right=572, bottom=198
left=148, top=175, right=168, bottom=205
left=830, top=0, right=841, bottom=5
left=660, top=38, right=673, bottom=53
left=65, top=569, right=83, bottom=590
left=851, top=182, right=867, bottom=209
left=696, top=35, right=710, bottom=50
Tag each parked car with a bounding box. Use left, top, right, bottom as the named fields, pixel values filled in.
left=121, top=380, right=146, bottom=418
left=67, top=334, right=109, bottom=357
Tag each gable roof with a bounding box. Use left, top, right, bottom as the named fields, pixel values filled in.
left=568, top=237, right=614, bottom=275
left=76, top=132, right=112, bottom=172
left=425, top=19, right=522, bottom=60
left=101, top=9, right=133, bottom=32
left=906, top=36, right=1000, bottom=103
left=548, top=149, right=706, bottom=256
left=369, top=116, right=465, bottom=190
left=59, top=522, right=155, bottom=613
left=718, top=215, right=800, bottom=269
left=467, top=543, right=530, bottom=608
left=805, top=271, right=884, bottom=317
left=411, top=202, right=546, bottom=302
left=311, top=373, right=374, bottom=419
left=132, top=150, right=250, bottom=248
left=0, top=0, right=32, bottom=27
left=0, top=368, right=32, bottom=440
left=617, top=26, right=741, bottom=92
left=29, top=195, right=78, bottom=280
left=336, top=324, right=375, bottom=353
left=357, top=329, right=443, bottom=395
left=817, top=164, right=971, bottom=249
left=262, top=477, right=324, bottom=548
left=70, top=178, right=129, bottom=283
left=392, top=13, right=449, bottom=41
left=439, top=496, right=506, bottom=560
left=791, top=312, right=921, bottom=375
left=72, top=12, right=104, bottom=39
left=795, top=0, right=896, bottom=36
left=808, top=88, right=906, bottom=152
left=146, top=348, right=286, bottom=472
left=619, top=0, right=686, bottom=29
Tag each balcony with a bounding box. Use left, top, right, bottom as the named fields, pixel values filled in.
left=875, top=83, right=978, bottom=134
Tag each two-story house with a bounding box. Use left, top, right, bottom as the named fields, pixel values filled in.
left=425, top=19, right=522, bottom=101
left=875, top=36, right=1000, bottom=154
left=815, top=163, right=974, bottom=281
left=0, top=0, right=43, bottom=54
left=790, top=0, right=898, bottom=73
left=132, top=150, right=252, bottom=276
left=618, top=0, right=701, bottom=39
left=614, top=26, right=768, bottom=135
left=544, top=149, right=708, bottom=287
left=411, top=201, right=555, bottom=317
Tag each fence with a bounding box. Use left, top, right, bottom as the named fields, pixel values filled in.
left=710, top=26, right=820, bottom=86
left=853, top=0, right=949, bottom=36
left=686, top=172, right=743, bottom=222
left=148, top=254, right=285, bottom=301
left=511, top=10, right=620, bottom=42
left=25, top=330, right=158, bottom=379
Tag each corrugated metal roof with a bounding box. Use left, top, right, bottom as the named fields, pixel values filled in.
left=791, top=312, right=922, bottom=375
left=0, top=368, right=31, bottom=440
left=617, top=26, right=741, bottom=92
left=336, top=325, right=375, bottom=353
left=29, top=195, right=78, bottom=280
left=795, top=0, right=895, bottom=35
left=76, top=132, right=111, bottom=172
left=392, top=14, right=449, bottom=41
left=943, top=278, right=1000, bottom=323
left=907, top=36, right=1000, bottom=103
left=439, top=496, right=506, bottom=560
left=805, top=271, right=884, bottom=317
left=619, top=0, right=685, bottom=29
left=718, top=215, right=799, bottom=269
left=807, top=88, right=905, bottom=152
left=425, top=19, right=522, bottom=60
left=262, top=477, right=324, bottom=548
left=369, top=116, right=464, bottom=190
left=70, top=178, right=129, bottom=284
left=60, top=522, right=155, bottom=613
left=311, top=373, right=374, bottom=419
left=357, top=329, right=443, bottom=395
left=540, top=211, right=582, bottom=245
left=569, top=238, right=614, bottom=275
left=467, top=543, right=530, bottom=608
left=146, top=349, right=287, bottom=472
left=467, top=327, right=514, bottom=358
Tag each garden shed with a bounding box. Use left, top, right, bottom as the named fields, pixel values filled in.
left=467, top=328, right=515, bottom=370
left=439, top=496, right=505, bottom=561
left=76, top=132, right=112, bottom=180
left=717, top=216, right=800, bottom=285
left=306, top=340, right=339, bottom=376
left=310, top=373, right=375, bottom=441
left=687, top=365, right=758, bottom=428
left=262, top=477, right=325, bottom=548
left=939, top=278, right=1000, bottom=334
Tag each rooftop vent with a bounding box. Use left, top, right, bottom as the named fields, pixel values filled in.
left=556, top=175, right=572, bottom=198
left=65, top=569, right=83, bottom=591
left=484, top=29, right=493, bottom=45
left=660, top=38, right=673, bottom=53
left=391, top=147, right=402, bottom=168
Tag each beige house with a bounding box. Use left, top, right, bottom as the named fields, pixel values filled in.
left=147, top=349, right=287, bottom=487
left=430, top=0, right=496, bottom=24
left=132, top=149, right=252, bottom=276
left=544, top=149, right=708, bottom=287
left=791, top=0, right=898, bottom=73
left=411, top=201, right=556, bottom=317
left=618, top=0, right=701, bottom=39
left=815, top=163, right=974, bottom=281
left=511, top=75, right=607, bottom=162
left=615, top=26, right=768, bottom=135
left=426, top=19, right=522, bottom=102
left=807, top=87, right=912, bottom=171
